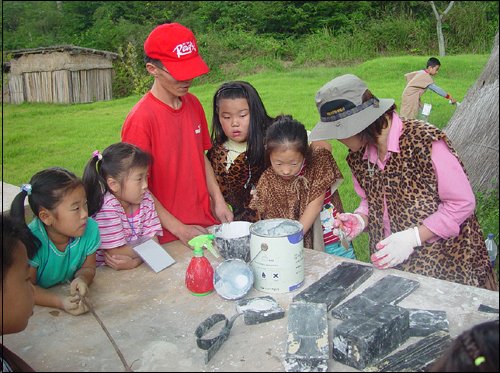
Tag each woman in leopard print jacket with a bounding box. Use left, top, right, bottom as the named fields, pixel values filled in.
left=309, top=74, right=498, bottom=291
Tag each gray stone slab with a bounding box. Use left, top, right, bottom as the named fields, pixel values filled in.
left=331, top=275, right=420, bottom=320
left=332, top=304, right=410, bottom=370
left=363, top=330, right=452, bottom=372
left=478, top=304, right=499, bottom=313
left=284, top=302, right=329, bottom=372
left=234, top=296, right=285, bottom=325
left=408, top=309, right=449, bottom=337
left=292, top=262, right=373, bottom=310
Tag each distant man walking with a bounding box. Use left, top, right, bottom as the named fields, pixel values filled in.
left=400, top=57, right=457, bottom=119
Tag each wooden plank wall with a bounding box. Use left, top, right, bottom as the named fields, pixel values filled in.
left=7, top=75, right=25, bottom=104
left=54, top=70, right=71, bottom=103
left=72, top=69, right=113, bottom=103
left=12, top=68, right=113, bottom=104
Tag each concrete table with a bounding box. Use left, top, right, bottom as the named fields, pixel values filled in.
left=4, top=240, right=499, bottom=372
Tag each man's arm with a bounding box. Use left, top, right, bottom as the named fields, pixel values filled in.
left=150, top=192, right=208, bottom=248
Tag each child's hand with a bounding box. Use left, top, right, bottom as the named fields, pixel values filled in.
left=62, top=295, right=90, bottom=316
left=71, top=277, right=90, bottom=297
left=104, top=252, right=142, bottom=270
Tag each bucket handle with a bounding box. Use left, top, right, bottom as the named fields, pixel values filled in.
left=249, top=243, right=268, bottom=265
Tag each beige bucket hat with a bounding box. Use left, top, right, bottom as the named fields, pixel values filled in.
left=309, top=74, right=394, bottom=141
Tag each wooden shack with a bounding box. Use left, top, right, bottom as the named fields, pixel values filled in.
left=3, top=45, right=120, bottom=104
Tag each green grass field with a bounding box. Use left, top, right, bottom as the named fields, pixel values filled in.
left=2, top=54, right=492, bottom=263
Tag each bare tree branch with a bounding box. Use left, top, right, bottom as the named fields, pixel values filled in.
left=430, top=1, right=440, bottom=19
left=443, top=1, right=455, bottom=16
left=429, top=1, right=455, bottom=57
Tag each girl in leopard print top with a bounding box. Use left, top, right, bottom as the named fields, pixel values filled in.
left=206, top=81, right=274, bottom=222
left=249, top=114, right=353, bottom=256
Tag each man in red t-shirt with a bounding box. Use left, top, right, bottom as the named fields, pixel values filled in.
left=122, top=23, right=233, bottom=248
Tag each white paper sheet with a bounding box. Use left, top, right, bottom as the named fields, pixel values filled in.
left=131, top=238, right=176, bottom=273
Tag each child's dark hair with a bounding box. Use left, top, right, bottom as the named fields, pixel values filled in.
left=266, top=114, right=310, bottom=158
left=357, top=89, right=397, bottom=146
left=429, top=319, right=499, bottom=372
left=10, top=167, right=83, bottom=225
left=212, top=81, right=273, bottom=167
left=1, top=214, right=39, bottom=282
left=83, top=142, right=152, bottom=216
left=427, top=57, right=441, bottom=68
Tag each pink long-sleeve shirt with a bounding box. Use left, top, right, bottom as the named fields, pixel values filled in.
left=353, top=112, right=475, bottom=243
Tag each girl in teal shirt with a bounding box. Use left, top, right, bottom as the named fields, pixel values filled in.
left=10, top=167, right=101, bottom=316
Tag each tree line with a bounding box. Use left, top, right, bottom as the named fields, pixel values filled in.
left=3, top=1, right=499, bottom=98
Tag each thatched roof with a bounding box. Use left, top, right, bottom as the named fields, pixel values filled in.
left=444, top=33, right=499, bottom=192
left=3, top=45, right=120, bottom=66
left=3, top=45, right=121, bottom=74
left=4, top=44, right=120, bottom=58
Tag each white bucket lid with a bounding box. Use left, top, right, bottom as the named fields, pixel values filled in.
left=250, top=218, right=302, bottom=238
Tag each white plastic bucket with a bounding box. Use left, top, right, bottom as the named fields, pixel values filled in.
left=249, top=218, right=304, bottom=293
left=213, top=221, right=252, bottom=262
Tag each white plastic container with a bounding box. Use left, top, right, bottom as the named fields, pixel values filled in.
left=213, top=221, right=252, bottom=262
left=249, top=218, right=304, bottom=293
left=485, top=233, right=497, bottom=265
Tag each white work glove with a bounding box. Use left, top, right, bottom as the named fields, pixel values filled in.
left=332, top=213, right=365, bottom=241
left=371, top=227, right=421, bottom=269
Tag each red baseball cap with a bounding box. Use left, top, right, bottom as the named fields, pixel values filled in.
left=144, top=23, right=209, bottom=81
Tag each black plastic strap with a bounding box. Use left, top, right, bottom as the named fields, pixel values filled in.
left=194, top=313, right=243, bottom=364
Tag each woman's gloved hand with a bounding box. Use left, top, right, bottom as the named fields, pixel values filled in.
left=333, top=213, right=366, bottom=241
left=371, top=227, right=421, bottom=269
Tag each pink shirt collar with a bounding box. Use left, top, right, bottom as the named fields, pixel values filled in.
left=363, top=111, right=403, bottom=164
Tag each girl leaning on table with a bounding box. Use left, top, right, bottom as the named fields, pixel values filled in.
left=82, top=142, right=163, bottom=271
left=10, top=167, right=100, bottom=316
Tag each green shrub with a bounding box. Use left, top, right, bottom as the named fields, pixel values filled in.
left=475, top=184, right=499, bottom=242
left=474, top=184, right=500, bottom=281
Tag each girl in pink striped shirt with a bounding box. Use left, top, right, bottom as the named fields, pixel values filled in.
left=83, top=142, right=163, bottom=270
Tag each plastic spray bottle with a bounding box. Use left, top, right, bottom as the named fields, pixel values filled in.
left=185, top=234, right=219, bottom=296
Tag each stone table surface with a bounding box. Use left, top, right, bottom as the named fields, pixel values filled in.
left=4, top=239, right=499, bottom=372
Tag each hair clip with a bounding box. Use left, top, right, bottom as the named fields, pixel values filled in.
left=92, top=150, right=103, bottom=161
left=20, top=183, right=32, bottom=195
left=474, top=356, right=485, bottom=366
